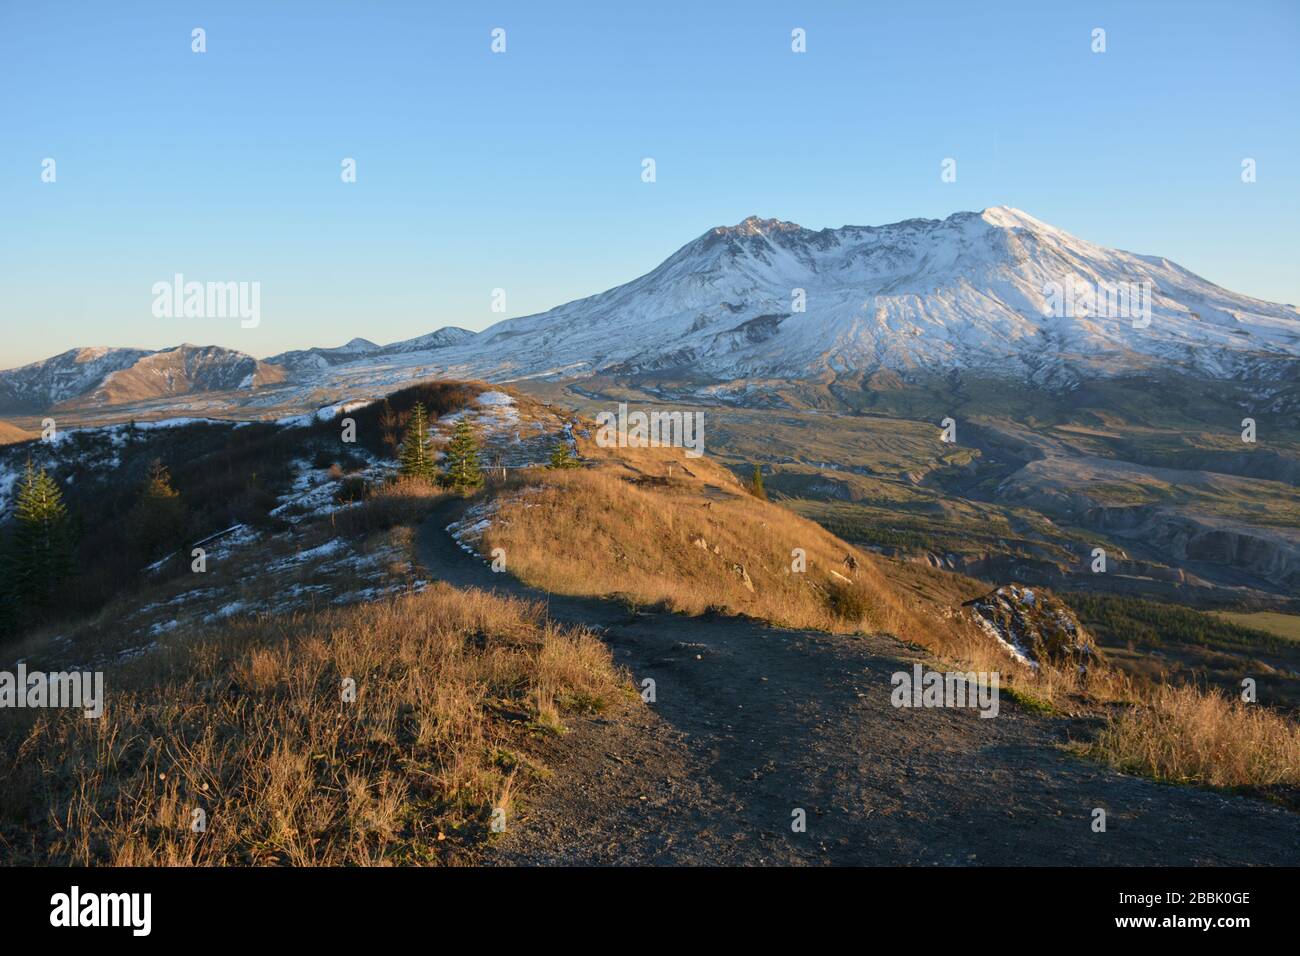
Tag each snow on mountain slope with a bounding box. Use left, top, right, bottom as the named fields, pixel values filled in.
left=90, top=345, right=285, bottom=406
left=265, top=327, right=474, bottom=374
left=265, top=337, right=383, bottom=374
left=381, top=207, right=1300, bottom=388
left=0, top=345, right=282, bottom=413
left=382, top=326, right=476, bottom=354
left=0, top=347, right=153, bottom=412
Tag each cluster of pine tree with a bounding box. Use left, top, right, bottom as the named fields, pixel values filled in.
left=1, top=456, right=196, bottom=638
left=397, top=402, right=484, bottom=492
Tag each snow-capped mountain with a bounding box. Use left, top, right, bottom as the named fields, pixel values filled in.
left=265, top=337, right=382, bottom=373
left=419, top=207, right=1299, bottom=386
left=6, top=209, right=1298, bottom=418
left=381, top=326, right=476, bottom=354
left=0, top=345, right=283, bottom=413
left=266, top=327, right=474, bottom=374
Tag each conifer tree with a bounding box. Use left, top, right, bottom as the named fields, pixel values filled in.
left=750, top=464, right=767, bottom=500
left=397, top=402, right=437, bottom=481
left=130, top=459, right=188, bottom=559
left=441, top=418, right=483, bottom=491
left=378, top=399, right=400, bottom=453
left=547, top=437, right=580, bottom=469
left=8, top=460, right=75, bottom=609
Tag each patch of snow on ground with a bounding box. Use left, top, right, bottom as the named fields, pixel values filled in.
left=205, top=524, right=260, bottom=559
left=203, top=601, right=248, bottom=623
left=269, top=538, right=347, bottom=569
left=446, top=500, right=501, bottom=557
left=442, top=391, right=520, bottom=435
left=316, top=399, right=374, bottom=421
left=132, top=417, right=229, bottom=430
left=271, top=450, right=387, bottom=524
left=275, top=412, right=315, bottom=427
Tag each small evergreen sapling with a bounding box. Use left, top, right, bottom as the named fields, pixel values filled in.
left=130, top=459, right=188, bottom=559
left=397, top=402, right=437, bottom=481
left=442, top=418, right=483, bottom=491
left=7, top=459, right=76, bottom=610
left=548, top=437, right=581, bottom=469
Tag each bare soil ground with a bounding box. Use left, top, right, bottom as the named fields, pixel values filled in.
left=417, top=498, right=1300, bottom=865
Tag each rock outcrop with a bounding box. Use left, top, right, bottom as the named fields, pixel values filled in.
left=963, top=583, right=1099, bottom=669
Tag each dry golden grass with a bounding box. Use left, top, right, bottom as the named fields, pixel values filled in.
left=0, top=584, right=623, bottom=865
left=1087, top=683, right=1300, bottom=790
left=486, top=464, right=930, bottom=638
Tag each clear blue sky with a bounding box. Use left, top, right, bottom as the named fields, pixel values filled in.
left=2, top=0, right=1297, bottom=368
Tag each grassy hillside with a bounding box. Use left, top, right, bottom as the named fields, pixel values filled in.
left=520, top=376, right=1300, bottom=601
left=0, top=583, right=624, bottom=865
left=476, top=435, right=996, bottom=654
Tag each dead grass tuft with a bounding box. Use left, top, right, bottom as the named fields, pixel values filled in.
left=1087, top=682, right=1300, bottom=790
